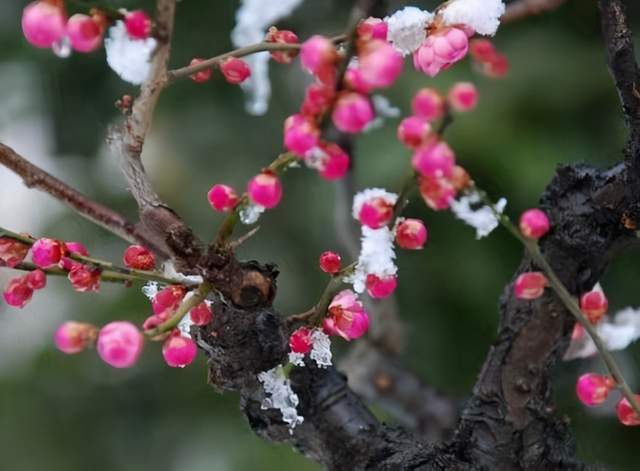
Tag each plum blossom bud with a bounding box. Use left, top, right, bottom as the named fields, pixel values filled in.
left=123, top=245, right=155, bottom=270
left=357, top=40, right=403, bottom=89
left=3, top=277, right=34, bottom=308
left=265, top=27, right=299, bottom=64
left=162, top=331, right=198, bottom=368
left=21, top=1, right=66, bottom=49
left=68, top=265, right=100, bottom=292
left=301, top=82, right=335, bottom=117
left=289, top=326, right=313, bottom=354
left=324, top=290, right=369, bottom=341
left=395, top=218, right=427, bottom=250
left=514, top=272, right=548, bottom=300
left=397, top=116, right=431, bottom=149
left=418, top=175, right=456, bottom=211
left=152, top=285, right=187, bottom=318
left=357, top=17, right=388, bottom=42
left=220, top=57, right=251, bottom=84
left=0, top=238, right=29, bottom=268
left=448, top=82, right=478, bottom=112
left=469, top=39, right=497, bottom=62
left=59, top=241, right=88, bottom=271
left=188, top=58, right=212, bottom=83
left=365, top=274, right=398, bottom=299
left=54, top=321, right=98, bottom=354
left=616, top=396, right=640, bottom=426
left=484, top=54, right=509, bottom=78
left=308, top=142, right=350, bottom=181
left=124, top=10, right=152, bottom=39
left=580, top=291, right=608, bottom=324
left=412, top=140, right=456, bottom=178
left=344, top=67, right=372, bottom=94
left=207, top=184, right=239, bottom=212
left=97, top=321, right=144, bottom=368
left=470, top=39, right=509, bottom=78
left=519, top=209, right=550, bottom=240
left=247, top=171, right=283, bottom=209
left=142, top=314, right=163, bottom=331
left=31, top=238, right=64, bottom=268
left=576, top=373, right=614, bottom=407
left=190, top=302, right=212, bottom=326
left=67, top=13, right=104, bottom=53
left=413, top=27, right=469, bottom=77
left=284, top=114, right=320, bottom=156
left=319, top=251, right=341, bottom=274
left=26, top=269, right=46, bottom=290
left=300, top=35, right=337, bottom=75
left=412, top=88, right=446, bottom=121
left=358, top=197, right=394, bottom=229
left=332, top=92, right=374, bottom=134
left=450, top=165, right=471, bottom=191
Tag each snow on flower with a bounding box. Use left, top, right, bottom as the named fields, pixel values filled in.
left=141, top=281, right=159, bottom=300
left=449, top=191, right=506, bottom=239
left=385, top=7, right=433, bottom=56
left=309, top=329, right=332, bottom=368
left=352, top=188, right=398, bottom=220
left=104, top=21, right=157, bottom=85
left=565, top=307, right=640, bottom=360
left=346, top=226, right=397, bottom=293
left=441, top=0, right=506, bottom=36
left=231, top=0, right=304, bottom=115
left=239, top=202, right=266, bottom=225
left=258, top=366, right=304, bottom=430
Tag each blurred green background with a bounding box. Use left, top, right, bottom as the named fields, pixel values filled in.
left=1, top=0, right=640, bottom=469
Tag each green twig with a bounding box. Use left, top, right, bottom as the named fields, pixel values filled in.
left=144, top=282, right=212, bottom=337
left=0, top=227, right=191, bottom=286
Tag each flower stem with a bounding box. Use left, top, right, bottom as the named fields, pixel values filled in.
left=12, top=261, right=148, bottom=285
left=167, top=35, right=347, bottom=82
left=0, top=227, right=191, bottom=286
left=214, top=153, right=298, bottom=246
left=288, top=262, right=357, bottom=327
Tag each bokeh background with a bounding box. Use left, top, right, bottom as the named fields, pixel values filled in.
left=1, top=0, right=640, bottom=469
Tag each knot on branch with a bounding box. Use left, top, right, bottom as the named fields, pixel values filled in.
left=203, top=258, right=278, bottom=309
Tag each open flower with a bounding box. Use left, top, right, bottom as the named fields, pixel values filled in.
left=323, top=290, right=370, bottom=341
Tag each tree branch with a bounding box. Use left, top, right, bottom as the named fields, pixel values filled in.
left=599, top=0, right=640, bottom=178
left=502, top=0, right=568, bottom=24
left=0, top=142, right=168, bottom=256
left=107, top=0, right=203, bottom=266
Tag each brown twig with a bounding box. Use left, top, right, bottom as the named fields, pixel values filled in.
left=502, top=0, right=568, bottom=24
left=108, top=0, right=204, bottom=265
left=0, top=142, right=167, bottom=256
left=166, top=35, right=347, bottom=82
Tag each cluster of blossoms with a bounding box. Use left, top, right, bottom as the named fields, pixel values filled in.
left=22, top=0, right=153, bottom=53
left=2, top=237, right=97, bottom=307
left=189, top=56, right=252, bottom=85
left=0, top=234, right=211, bottom=369
left=22, top=2, right=156, bottom=82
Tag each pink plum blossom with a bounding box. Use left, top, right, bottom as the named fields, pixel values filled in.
left=97, top=321, right=144, bottom=368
